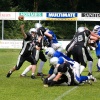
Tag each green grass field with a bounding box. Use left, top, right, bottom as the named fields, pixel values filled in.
left=0, top=49, right=100, bottom=100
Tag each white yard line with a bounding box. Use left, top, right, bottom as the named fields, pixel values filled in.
left=54, top=86, right=78, bottom=100
left=54, top=72, right=100, bottom=100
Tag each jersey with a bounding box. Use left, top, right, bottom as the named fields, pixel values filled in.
left=52, top=57, right=88, bottom=85
left=74, top=30, right=91, bottom=47
left=37, top=27, right=46, bottom=36
left=52, top=51, right=75, bottom=66
left=43, top=30, right=58, bottom=47
left=96, top=31, right=100, bottom=56
left=57, top=63, right=74, bottom=85
left=20, top=32, right=35, bottom=57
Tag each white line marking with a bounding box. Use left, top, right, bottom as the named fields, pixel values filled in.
left=54, top=72, right=100, bottom=100
left=54, top=86, right=78, bottom=100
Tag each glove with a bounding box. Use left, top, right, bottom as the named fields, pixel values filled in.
left=43, top=78, right=48, bottom=84
left=48, top=80, right=57, bottom=86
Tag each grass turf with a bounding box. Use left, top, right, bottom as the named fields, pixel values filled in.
left=0, top=49, right=100, bottom=100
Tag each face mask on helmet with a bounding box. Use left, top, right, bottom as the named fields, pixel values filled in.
left=77, top=27, right=85, bottom=33
left=35, top=23, right=42, bottom=29
left=29, top=28, right=37, bottom=34
left=49, top=57, right=59, bottom=66
left=45, top=47, right=55, bottom=58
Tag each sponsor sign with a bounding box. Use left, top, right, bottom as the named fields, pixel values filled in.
left=0, top=40, right=70, bottom=49
left=82, top=13, right=100, bottom=17
left=16, top=12, right=46, bottom=20
left=78, top=13, right=100, bottom=21
left=0, top=40, right=22, bottom=49
left=0, top=12, right=16, bottom=20
left=46, top=12, right=78, bottom=21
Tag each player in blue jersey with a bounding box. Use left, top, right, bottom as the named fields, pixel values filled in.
left=43, top=56, right=96, bottom=87
left=45, top=47, right=95, bottom=78
left=93, top=25, right=100, bottom=71
left=44, top=28, right=63, bottom=51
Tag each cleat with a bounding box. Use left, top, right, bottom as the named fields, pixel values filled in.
left=86, top=80, right=92, bottom=85
left=88, top=72, right=92, bottom=76
left=31, top=75, right=36, bottom=79
left=41, top=75, right=45, bottom=81
left=89, top=75, right=97, bottom=82
left=37, top=72, right=47, bottom=76
left=20, top=74, right=26, bottom=77
left=6, top=71, right=12, bottom=78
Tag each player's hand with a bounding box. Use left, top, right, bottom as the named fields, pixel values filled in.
left=43, top=78, right=48, bottom=84
left=48, top=80, right=57, bottom=86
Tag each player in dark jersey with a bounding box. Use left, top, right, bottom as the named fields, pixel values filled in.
left=20, top=23, right=48, bottom=77
left=35, top=23, right=47, bottom=76
left=6, top=24, right=39, bottom=78
left=71, top=27, right=100, bottom=76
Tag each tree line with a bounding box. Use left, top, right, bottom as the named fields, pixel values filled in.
left=0, top=0, right=100, bottom=39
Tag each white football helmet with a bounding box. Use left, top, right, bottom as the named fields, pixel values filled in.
left=45, top=47, right=55, bottom=58
left=49, top=57, right=59, bottom=66
left=77, top=27, right=85, bottom=33
left=93, top=25, right=100, bottom=33
left=35, top=23, right=42, bottom=29
left=29, top=28, right=37, bottom=34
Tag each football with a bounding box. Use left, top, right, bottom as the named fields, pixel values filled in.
left=18, top=15, right=24, bottom=20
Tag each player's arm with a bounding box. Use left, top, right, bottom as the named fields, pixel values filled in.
left=90, top=31, right=100, bottom=40
left=53, top=72, right=62, bottom=81
left=20, top=24, right=27, bottom=39
left=44, top=30, right=52, bottom=39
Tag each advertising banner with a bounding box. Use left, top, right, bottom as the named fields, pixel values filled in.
left=0, top=12, right=16, bottom=20
left=15, top=12, right=46, bottom=20
left=46, top=12, right=78, bottom=21
left=78, top=13, right=100, bottom=21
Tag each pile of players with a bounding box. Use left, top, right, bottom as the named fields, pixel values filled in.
left=6, top=23, right=100, bottom=87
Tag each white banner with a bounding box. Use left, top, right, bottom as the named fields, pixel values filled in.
left=0, top=40, right=22, bottom=49
left=0, top=12, right=16, bottom=20
left=0, top=40, right=70, bottom=49
left=0, top=12, right=100, bottom=21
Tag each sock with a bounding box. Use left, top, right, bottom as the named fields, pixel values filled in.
left=32, top=73, right=34, bottom=76
left=98, top=59, right=100, bottom=67
left=48, top=67, right=54, bottom=75
left=38, top=61, right=45, bottom=73
left=80, top=76, right=88, bottom=83
left=21, top=67, right=31, bottom=75
left=80, top=65, right=85, bottom=74
left=88, top=61, right=93, bottom=74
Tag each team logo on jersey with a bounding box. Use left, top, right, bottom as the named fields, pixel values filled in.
left=46, top=12, right=78, bottom=21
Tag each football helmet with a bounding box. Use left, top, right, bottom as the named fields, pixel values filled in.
left=35, top=23, right=42, bottom=29
left=49, top=57, right=59, bottom=66
left=45, top=47, right=55, bottom=58
left=93, top=25, right=100, bottom=33
left=77, top=27, right=85, bottom=33
left=29, top=28, right=37, bottom=34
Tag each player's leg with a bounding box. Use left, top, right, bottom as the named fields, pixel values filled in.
left=7, top=55, right=25, bottom=77
left=37, top=50, right=47, bottom=76
left=85, top=47, right=93, bottom=75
